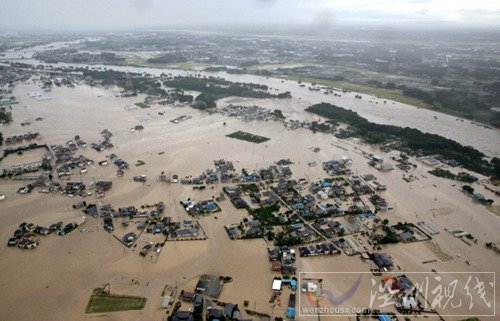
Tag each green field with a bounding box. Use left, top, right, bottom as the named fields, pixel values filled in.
left=226, top=131, right=270, bottom=144
left=122, top=55, right=200, bottom=71
left=85, top=288, right=146, bottom=313
left=283, top=74, right=431, bottom=108
left=134, top=102, right=149, bottom=109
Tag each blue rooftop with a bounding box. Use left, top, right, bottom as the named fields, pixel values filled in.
left=206, top=202, right=217, bottom=210
left=379, top=313, right=391, bottom=321
left=286, top=307, right=295, bottom=319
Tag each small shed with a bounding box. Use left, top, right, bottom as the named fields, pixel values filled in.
left=272, top=279, right=282, bottom=291
left=379, top=162, right=394, bottom=171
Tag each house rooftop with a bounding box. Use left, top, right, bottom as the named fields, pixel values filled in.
left=196, top=274, right=223, bottom=298
left=173, top=311, right=194, bottom=321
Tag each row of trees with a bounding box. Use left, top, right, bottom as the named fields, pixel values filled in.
left=0, top=107, right=12, bottom=125
left=306, top=103, right=497, bottom=177
left=0, top=107, right=13, bottom=145
left=164, top=76, right=290, bottom=109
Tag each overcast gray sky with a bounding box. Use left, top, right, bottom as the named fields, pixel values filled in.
left=1, top=0, right=499, bottom=31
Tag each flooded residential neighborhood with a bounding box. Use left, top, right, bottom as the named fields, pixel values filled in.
left=0, top=1, right=499, bottom=321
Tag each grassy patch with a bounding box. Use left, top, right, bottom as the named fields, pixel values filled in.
left=227, top=131, right=270, bottom=144
left=122, top=55, right=201, bottom=71
left=134, top=102, right=149, bottom=109
left=85, top=288, right=146, bottom=313
left=177, top=61, right=194, bottom=70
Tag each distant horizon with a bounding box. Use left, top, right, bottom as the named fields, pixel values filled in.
left=1, top=0, right=500, bottom=33
left=2, top=23, right=500, bottom=36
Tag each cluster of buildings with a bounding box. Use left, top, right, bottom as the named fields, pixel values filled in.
left=177, top=160, right=235, bottom=185
left=4, top=132, right=40, bottom=145
left=52, top=139, right=83, bottom=159
left=214, top=159, right=237, bottom=183
left=180, top=199, right=221, bottom=216
left=53, top=140, right=93, bottom=177
left=61, top=181, right=87, bottom=197
left=322, top=158, right=353, bottom=176
left=83, top=201, right=166, bottom=220
left=267, top=246, right=296, bottom=274
left=169, top=274, right=248, bottom=321
left=223, top=183, right=278, bottom=210
left=90, top=129, right=114, bottom=151
left=180, top=171, right=218, bottom=185
left=391, top=154, right=416, bottom=171
left=69, top=196, right=207, bottom=255
left=297, top=242, right=340, bottom=257
left=25, top=179, right=111, bottom=198
left=169, top=220, right=201, bottom=239
left=55, top=156, right=92, bottom=176
left=0, top=123, right=466, bottom=320
left=368, top=155, right=394, bottom=172
left=7, top=217, right=85, bottom=250
left=177, top=160, right=294, bottom=189
left=109, top=153, right=129, bottom=172
left=216, top=104, right=285, bottom=122
left=94, top=180, right=113, bottom=194
left=7, top=222, right=44, bottom=249
left=370, top=194, right=388, bottom=211
left=215, top=155, right=394, bottom=253
left=312, top=218, right=346, bottom=238
left=259, top=162, right=293, bottom=181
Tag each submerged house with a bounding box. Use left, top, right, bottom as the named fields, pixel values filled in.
left=373, top=252, right=393, bottom=270
left=173, top=311, right=194, bottom=321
